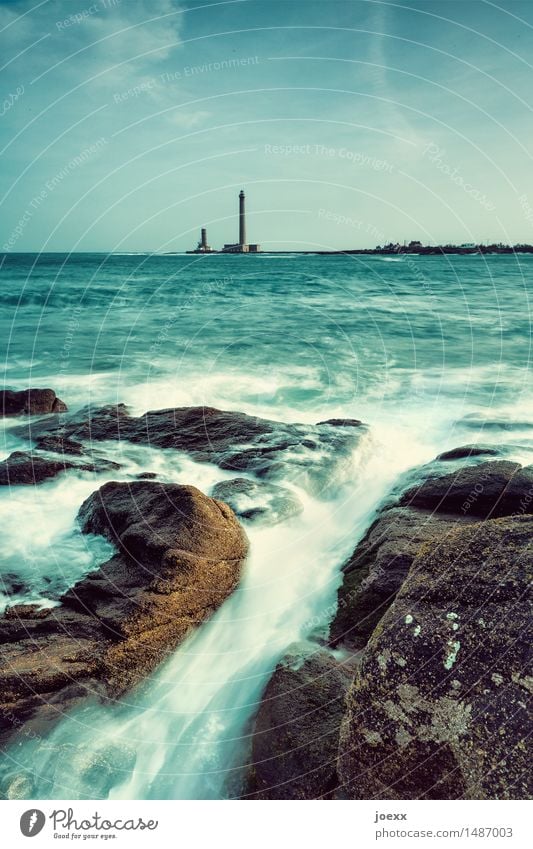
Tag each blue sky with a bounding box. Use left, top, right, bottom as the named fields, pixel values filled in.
left=1, top=0, right=533, bottom=251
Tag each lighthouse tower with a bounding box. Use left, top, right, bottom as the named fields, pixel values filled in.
left=222, top=189, right=261, bottom=252
left=186, top=226, right=215, bottom=253
left=239, top=190, right=246, bottom=246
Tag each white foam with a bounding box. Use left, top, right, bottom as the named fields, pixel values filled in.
left=15, top=427, right=434, bottom=800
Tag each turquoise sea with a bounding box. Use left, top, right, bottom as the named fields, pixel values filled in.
left=0, top=252, right=532, bottom=798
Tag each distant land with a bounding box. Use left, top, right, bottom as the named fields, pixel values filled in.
left=316, top=241, right=533, bottom=255
left=5, top=242, right=533, bottom=256
left=167, top=242, right=533, bottom=256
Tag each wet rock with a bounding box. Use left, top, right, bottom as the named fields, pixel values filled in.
left=0, top=481, right=248, bottom=746
left=331, top=459, right=533, bottom=651
left=337, top=516, right=533, bottom=800
left=11, top=405, right=367, bottom=493
left=329, top=507, right=478, bottom=651
left=436, top=444, right=500, bottom=461
left=211, top=478, right=303, bottom=525
left=399, top=460, right=533, bottom=518
left=0, top=451, right=120, bottom=485
left=316, top=418, right=363, bottom=427
left=10, top=404, right=129, bottom=443
left=246, top=643, right=355, bottom=799
left=0, top=572, right=29, bottom=596
left=0, top=388, right=67, bottom=417
left=35, top=435, right=85, bottom=455
left=250, top=459, right=533, bottom=801
left=0, top=451, right=78, bottom=485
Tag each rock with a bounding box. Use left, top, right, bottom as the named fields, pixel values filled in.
left=9, top=404, right=129, bottom=443
left=246, top=643, right=355, bottom=799
left=436, top=445, right=500, bottom=461
left=337, top=516, right=533, bottom=800
left=329, top=507, right=478, bottom=651
left=211, top=478, right=303, bottom=525
left=316, top=418, right=363, bottom=427
left=0, top=451, right=120, bottom=485
left=11, top=405, right=367, bottom=493
left=35, top=435, right=85, bottom=455
left=399, top=460, right=533, bottom=518
left=0, top=572, right=29, bottom=596
left=0, top=388, right=67, bottom=417
left=331, top=459, right=533, bottom=650
left=0, top=451, right=78, bottom=485
left=0, top=481, right=248, bottom=746
left=247, top=459, right=533, bottom=802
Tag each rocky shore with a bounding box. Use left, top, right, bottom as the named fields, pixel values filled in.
left=247, top=454, right=533, bottom=800
left=0, top=392, right=530, bottom=800
left=0, top=395, right=362, bottom=752
left=0, top=480, right=248, bottom=748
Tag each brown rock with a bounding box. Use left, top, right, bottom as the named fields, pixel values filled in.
left=329, top=507, right=478, bottom=651
left=254, top=459, right=533, bottom=801
left=331, top=459, right=533, bottom=650
left=0, top=451, right=120, bottom=485
left=11, top=405, right=366, bottom=492
left=246, top=643, right=355, bottom=799
left=436, top=445, right=499, bottom=461
left=0, top=451, right=77, bottom=485
left=337, top=516, right=533, bottom=799
left=399, top=460, right=533, bottom=518
left=0, top=388, right=67, bottom=417
left=35, top=435, right=85, bottom=455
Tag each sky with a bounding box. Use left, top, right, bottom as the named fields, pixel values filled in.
left=1, top=0, right=533, bottom=252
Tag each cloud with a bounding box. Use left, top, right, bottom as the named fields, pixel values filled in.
left=1, top=0, right=185, bottom=89
left=365, top=3, right=423, bottom=148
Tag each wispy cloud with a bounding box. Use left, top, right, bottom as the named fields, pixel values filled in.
left=1, top=0, right=185, bottom=89
left=365, top=3, right=423, bottom=148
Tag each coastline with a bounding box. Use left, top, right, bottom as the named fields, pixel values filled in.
left=0, top=395, right=531, bottom=800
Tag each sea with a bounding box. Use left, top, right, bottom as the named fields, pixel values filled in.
left=0, top=251, right=532, bottom=799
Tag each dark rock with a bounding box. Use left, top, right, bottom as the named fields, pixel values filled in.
left=35, top=435, right=85, bottom=455
left=251, top=459, right=533, bottom=802
left=329, top=507, right=478, bottom=651
left=337, top=516, right=533, bottom=800
left=11, top=405, right=367, bottom=493
left=331, top=459, right=533, bottom=651
left=211, top=478, right=303, bottom=525
left=0, top=388, right=67, bottom=417
left=0, top=573, right=28, bottom=596
left=436, top=444, right=500, bottom=461
left=89, top=457, right=122, bottom=473
left=246, top=643, right=355, bottom=799
left=0, top=481, right=248, bottom=746
left=0, top=451, right=78, bottom=485
left=135, top=472, right=157, bottom=480
left=315, top=418, right=363, bottom=427
left=0, top=451, right=120, bottom=486
left=399, top=460, right=533, bottom=518
left=10, top=404, right=129, bottom=443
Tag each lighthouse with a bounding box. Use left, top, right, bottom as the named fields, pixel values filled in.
left=222, top=189, right=261, bottom=252
left=187, top=190, right=261, bottom=253
left=239, top=190, right=246, bottom=246
left=186, top=226, right=215, bottom=253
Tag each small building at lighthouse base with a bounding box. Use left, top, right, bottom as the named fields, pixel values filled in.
left=221, top=243, right=261, bottom=253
